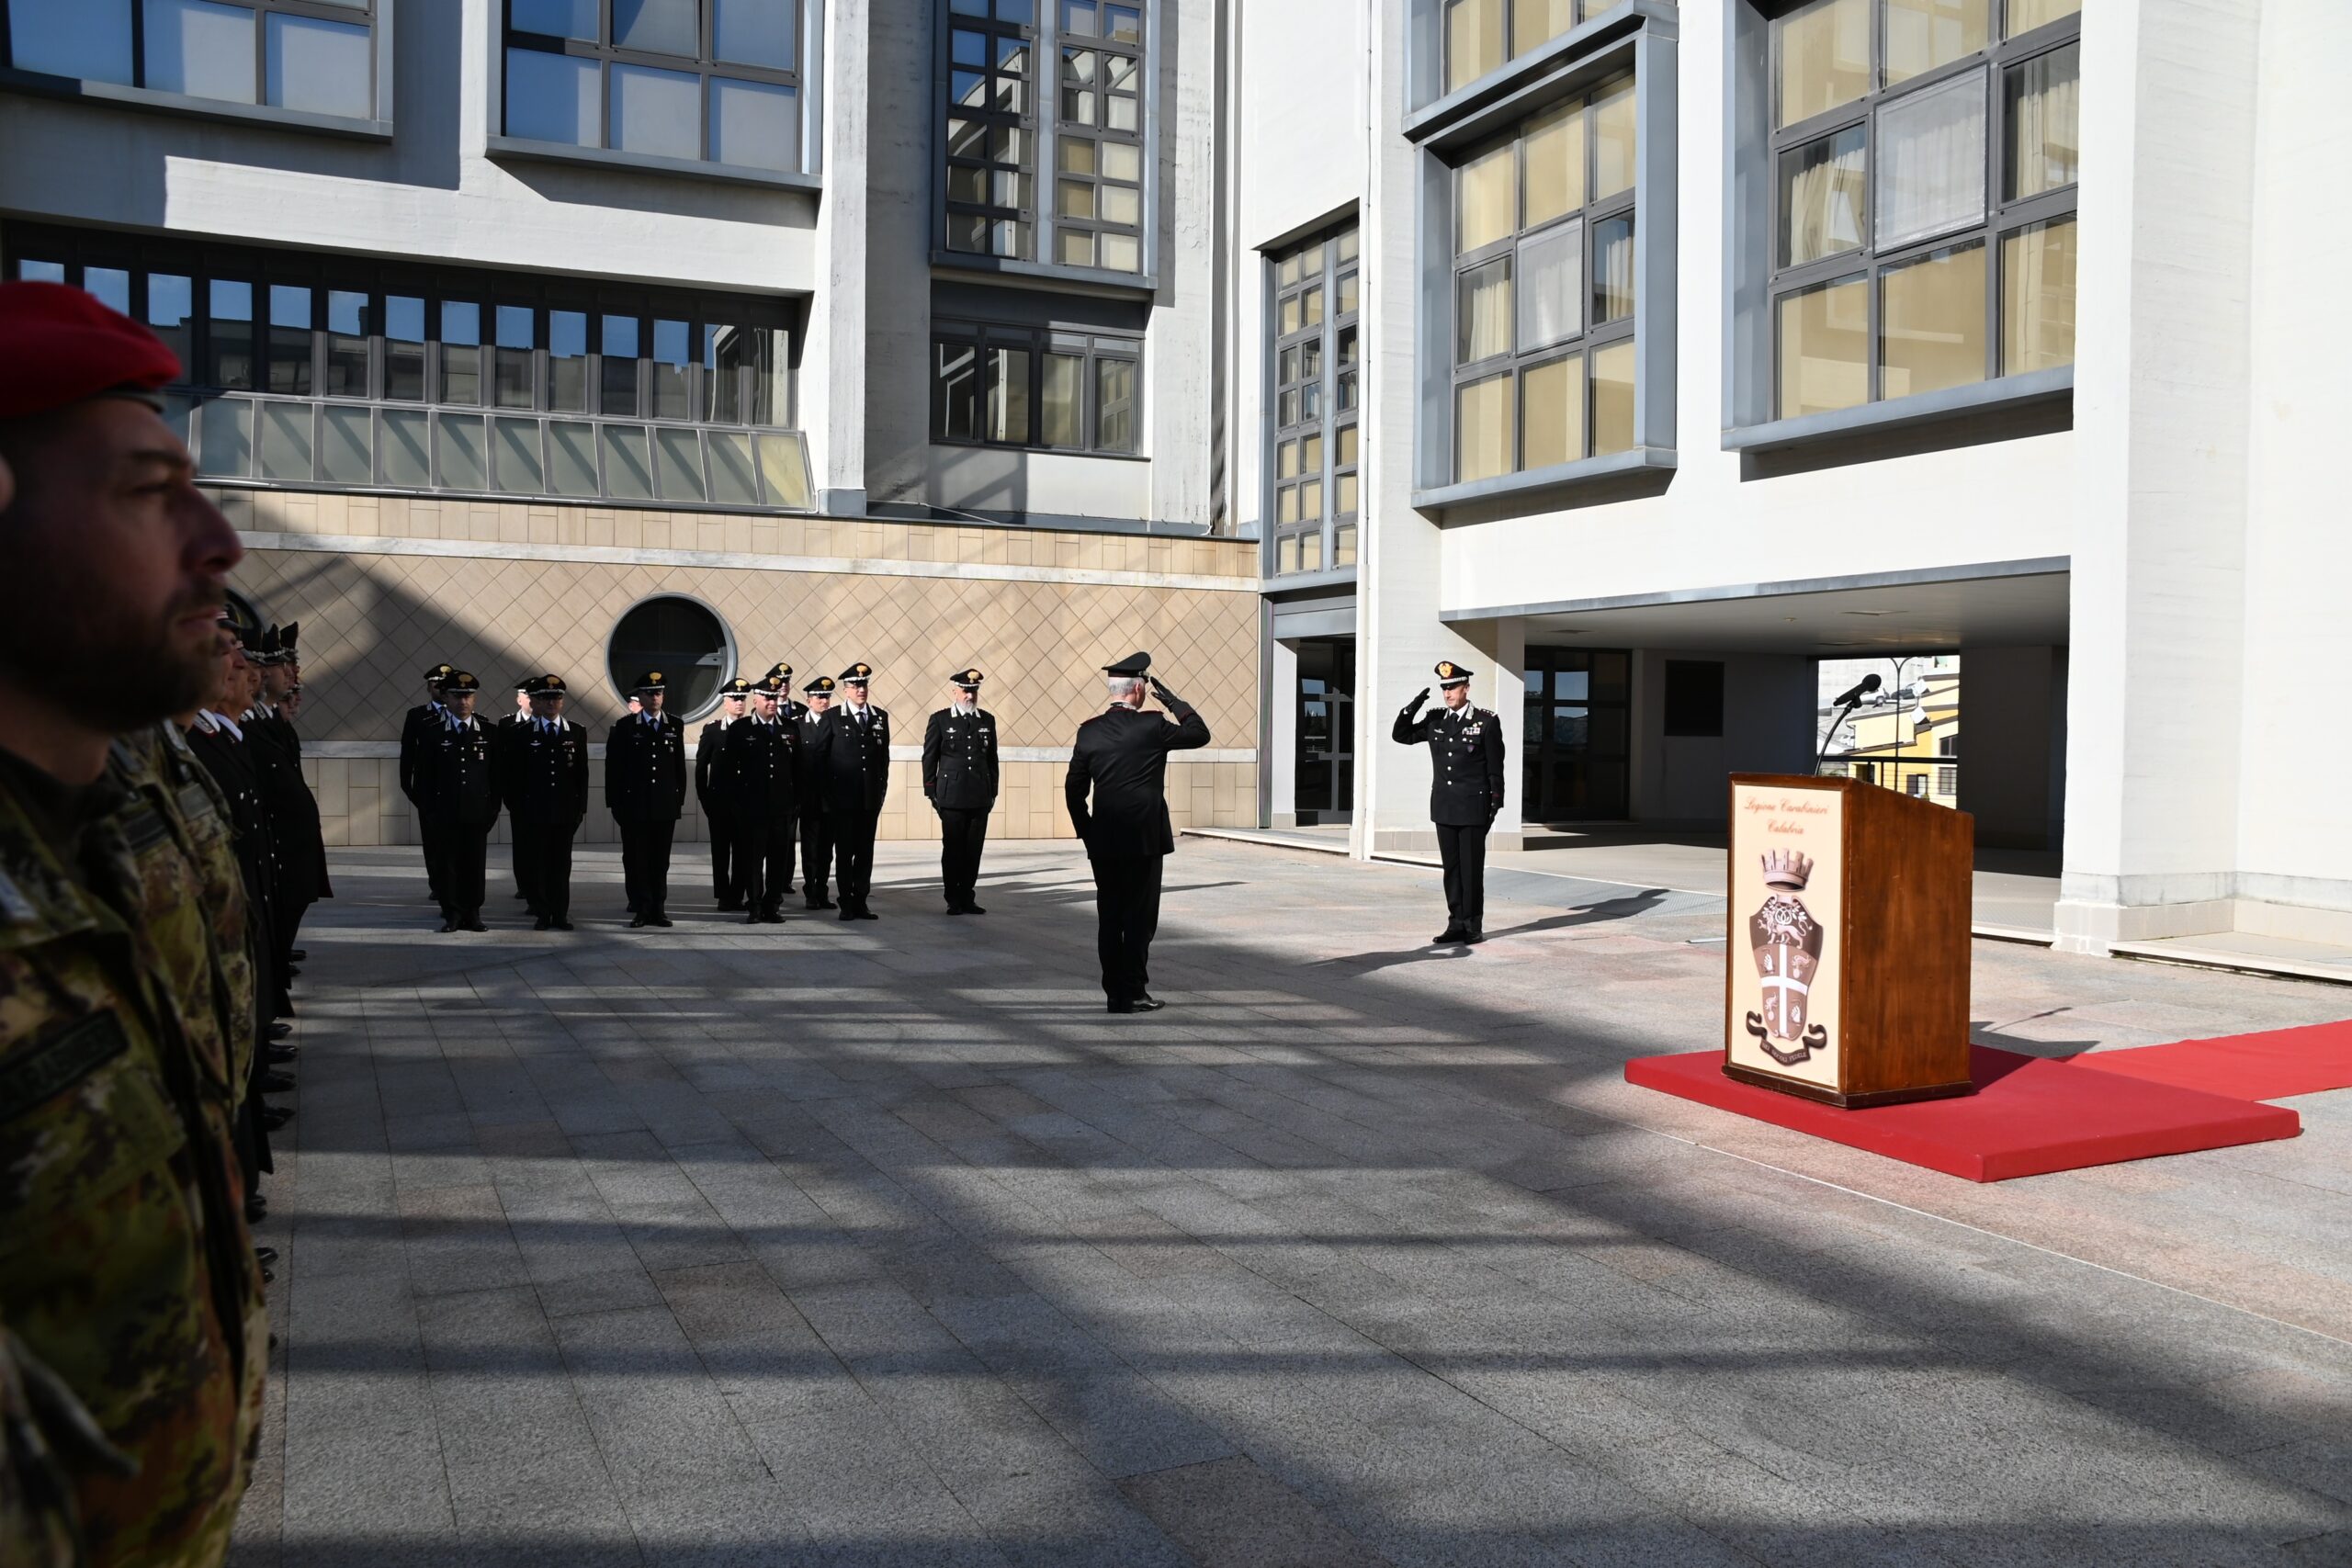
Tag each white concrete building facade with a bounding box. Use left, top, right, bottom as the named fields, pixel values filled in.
left=1232, top=0, right=2352, bottom=956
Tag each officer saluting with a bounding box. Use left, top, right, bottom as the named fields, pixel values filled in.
left=721, top=671, right=798, bottom=923
left=415, top=671, right=500, bottom=932
left=808, top=661, right=889, bottom=920
left=1391, top=660, right=1507, bottom=944
left=503, top=674, right=590, bottom=931
left=922, top=667, right=1000, bottom=915
left=797, top=675, right=838, bottom=909
left=1065, top=652, right=1210, bottom=1012
left=606, top=670, right=687, bottom=928
left=698, top=678, right=751, bottom=909
left=760, top=662, right=808, bottom=898
left=399, top=661, right=454, bottom=908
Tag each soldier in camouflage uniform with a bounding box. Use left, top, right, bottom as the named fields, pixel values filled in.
left=0, top=282, right=269, bottom=1564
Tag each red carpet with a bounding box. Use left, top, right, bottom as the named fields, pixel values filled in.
left=1624, top=1046, right=2301, bottom=1182
left=2067, top=1019, right=2352, bottom=1101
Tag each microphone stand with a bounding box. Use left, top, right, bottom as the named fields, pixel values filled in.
left=1815, top=695, right=1864, bottom=774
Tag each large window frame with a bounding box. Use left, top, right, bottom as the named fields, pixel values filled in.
left=1410, top=17, right=1677, bottom=513
left=933, top=0, right=1159, bottom=290
left=489, top=0, right=823, bottom=186
left=1266, top=224, right=1360, bottom=580
left=5, top=225, right=814, bottom=512
left=930, top=318, right=1143, bottom=457
left=1766, top=0, right=2078, bottom=419
left=1724, top=0, right=2078, bottom=448
left=0, top=0, right=392, bottom=134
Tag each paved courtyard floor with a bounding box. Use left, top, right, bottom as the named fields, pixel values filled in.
left=230, top=839, right=2352, bottom=1568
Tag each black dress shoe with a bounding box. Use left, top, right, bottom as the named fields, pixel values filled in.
left=1131, top=997, right=1165, bottom=1012
left=262, top=1107, right=292, bottom=1130
left=855, top=908, right=879, bottom=921
left=437, top=918, right=458, bottom=933
left=552, top=919, right=575, bottom=931
left=462, top=914, right=488, bottom=932
left=760, top=911, right=786, bottom=925
left=945, top=905, right=965, bottom=916
left=254, top=1246, right=278, bottom=1266
left=1464, top=930, right=1486, bottom=945
left=245, top=1194, right=267, bottom=1223
left=1433, top=928, right=1466, bottom=945
left=964, top=902, right=987, bottom=915
left=266, top=1045, right=298, bottom=1064
left=744, top=910, right=763, bottom=924
left=651, top=912, right=673, bottom=928
left=629, top=912, right=650, bottom=929
left=268, top=1021, right=293, bottom=1041
left=535, top=916, right=553, bottom=931
left=288, top=949, right=306, bottom=963
left=808, top=897, right=836, bottom=910
left=839, top=908, right=859, bottom=921
left=1106, top=999, right=1137, bottom=1014
left=258, top=1071, right=295, bottom=1093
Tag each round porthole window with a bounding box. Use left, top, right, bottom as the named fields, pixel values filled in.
left=605, top=595, right=733, bottom=720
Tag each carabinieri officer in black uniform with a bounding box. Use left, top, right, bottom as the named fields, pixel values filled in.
left=922, top=667, right=1000, bottom=914
left=414, top=671, right=501, bottom=932
left=606, top=669, right=687, bottom=927
left=504, top=673, right=591, bottom=931
left=721, top=671, right=798, bottom=923
left=1391, top=659, right=1507, bottom=945
left=1066, top=651, right=1210, bottom=1012
left=808, top=661, right=889, bottom=919
left=796, top=675, right=838, bottom=909
left=698, top=677, right=752, bottom=908
left=399, top=661, right=455, bottom=909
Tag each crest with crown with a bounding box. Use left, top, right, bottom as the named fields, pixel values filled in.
left=1761, top=850, right=1815, bottom=893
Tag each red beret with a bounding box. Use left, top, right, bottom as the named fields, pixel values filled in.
left=0, top=280, right=183, bottom=422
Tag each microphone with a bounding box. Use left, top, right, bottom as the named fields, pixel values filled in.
left=1832, top=673, right=1882, bottom=707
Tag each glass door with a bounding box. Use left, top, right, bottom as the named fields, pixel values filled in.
left=1295, top=638, right=1355, bottom=825
left=1521, top=647, right=1630, bottom=821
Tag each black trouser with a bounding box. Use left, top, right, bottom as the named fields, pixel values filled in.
left=735, top=814, right=794, bottom=915
left=511, top=821, right=537, bottom=905
left=417, top=807, right=446, bottom=903
left=1091, top=852, right=1164, bottom=1003
left=938, top=806, right=989, bottom=908
left=1435, top=820, right=1489, bottom=933
left=801, top=808, right=833, bottom=904
left=514, top=810, right=577, bottom=921
left=707, top=810, right=737, bottom=903
left=619, top=818, right=676, bottom=915
left=833, top=808, right=879, bottom=909
left=425, top=814, right=490, bottom=917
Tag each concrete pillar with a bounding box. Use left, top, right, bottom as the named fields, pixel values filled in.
left=1354, top=0, right=1491, bottom=858
left=807, top=0, right=869, bottom=515
left=1267, top=637, right=1299, bottom=826
left=2053, top=0, right=2258, bottom=953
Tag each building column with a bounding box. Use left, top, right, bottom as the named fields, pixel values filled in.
left=2053, top=0, right=2257, bottom=953
left=806, top=0, right=869, bottom=516
left=1354, top=0, right=1492, bottom=860
left=1267, top=637, right=1299, bottom=827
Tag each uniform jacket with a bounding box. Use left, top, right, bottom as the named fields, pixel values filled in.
left=720, top=715, right=798, bottom=823
left=396, top=702, right=441, bottom=805
left=1392, top=698, right=1508, bottom=827
left=694, top=718, right=731, bottom=821
left=605, top=710, right=687, bottom=824
left=501, top=717, right=590, bottom=825
left=184, top=720, right=273, bottom=1091
left=1064, top=699, right=1212, bottom=858
left=795, top=709, right=830, bottom=811
left=153, top=725, right=261, bottom=1100
left=807, top=704, right=892, bottom=816
left=0, top=738, right=268, bottom=1568
left=416, top=716, right=503, bottom=828
left=922, top=706, right=1000, bottom=811
left=241, top=709, right=325, bottom=908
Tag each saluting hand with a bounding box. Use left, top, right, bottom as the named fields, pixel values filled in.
left=1147, top=674, right=1181, bottom=707
left=1408, top=687, right=1430, bottom=713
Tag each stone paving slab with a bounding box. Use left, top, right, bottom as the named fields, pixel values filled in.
left=230, top=840, right=2352, bottom=1567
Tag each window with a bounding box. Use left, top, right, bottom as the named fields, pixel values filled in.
left=1269, top=225, right=1358, bottom=578
left=5, top=225, right=812, bottom=510
left=502, top=0, right=805, bottom=176
left=3, top=0, right=381, bottom=120
left=931, top=319, right=1141, bottom=454
left=1769, top=0, right=2077, bottom=419
left=1522, top=648, right=1629, bottom=820
left=1442, top=0, right=1584, bottom=96
left=605, top=593, right=733, bottom=718
left=1450, top=76, right=1636, bottom=485
left=1662, top=660, right=1724, bottom=737
left=942, top=0, right=1152, bottom=277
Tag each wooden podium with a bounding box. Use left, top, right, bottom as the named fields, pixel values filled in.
left=1724, top=774, right=1973, bottom=1108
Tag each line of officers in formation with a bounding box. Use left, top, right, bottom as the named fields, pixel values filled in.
left=400, top=659, right=1008, bottom=931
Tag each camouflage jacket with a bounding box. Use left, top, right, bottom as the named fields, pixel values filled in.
left=0, top=737, right=267, bottom=1568
left=144, top=727, right=260, bottom=1101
